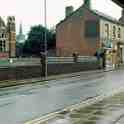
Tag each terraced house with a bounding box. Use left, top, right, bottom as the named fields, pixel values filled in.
left=56, top=0, right=124, bottom=65
left=0, top=16, right=16, bottom=58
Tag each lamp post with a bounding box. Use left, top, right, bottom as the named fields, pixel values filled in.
left=44, top=0, right=47, bottom=79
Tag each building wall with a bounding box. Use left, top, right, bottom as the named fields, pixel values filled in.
left=56, top=7, right=100, bottom=57
left=10, top=32, right=16, bottom=57
left=6, top=33, right=9, bottom=52
left=100, top=19, right=124, bottom=47
left=100, top=19, right=124, bottom=65
left=7, top=16, right=16, bottom=58
left=0, top=26, right=9, bottom=58
left=0, top=16, right=16, bottom=58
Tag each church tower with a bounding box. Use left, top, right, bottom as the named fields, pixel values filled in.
left=19, top=23, right=23, bottom=35
left=7, top=16, right=16, bottom=58
left=16, top=22, right=25, bottom=43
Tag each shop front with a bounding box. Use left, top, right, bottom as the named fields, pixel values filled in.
left=105, top=48, right=113, bottom=69
left=101, top=40, right=123, bottom=69
left=102, top=39, right=114, bottom=69
left=117, top=42, right=124, bottom=64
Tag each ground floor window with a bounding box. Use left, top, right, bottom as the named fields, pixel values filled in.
left=0, top=41, right=2, bottom=52
left=3, top=41, right=6, bottom=52
left=0, top=40, right=6, bottom=52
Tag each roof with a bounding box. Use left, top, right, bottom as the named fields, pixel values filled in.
left=91, top=9, right=124, bottom=26
left=112, top=0, right=124, bottom=8
left=57, top=5, right=124, bottom=27
left=56, top=5, right=83, bottom=27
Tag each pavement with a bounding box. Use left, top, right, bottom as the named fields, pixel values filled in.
left=0, top=68, right=114, bottom=88
left=36, top=91, right=124, bottom=124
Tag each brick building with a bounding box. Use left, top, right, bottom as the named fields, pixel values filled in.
left=0, top=16, right=16, bottom=58
left=56, top=0, right=124, bottom=65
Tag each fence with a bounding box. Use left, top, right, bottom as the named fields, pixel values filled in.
left=0, top=56, right=97, bottom=67
left=47, top=56, right=97, bottom=64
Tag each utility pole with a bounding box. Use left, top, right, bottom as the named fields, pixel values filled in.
left=44, top=0, right=47, bottom=79
left=8, top=23, right=11, bottom=58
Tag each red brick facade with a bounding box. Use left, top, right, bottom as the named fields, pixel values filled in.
left=56, top=6, right=100, bottom=57
left=0, top=52, right=9, bottom=58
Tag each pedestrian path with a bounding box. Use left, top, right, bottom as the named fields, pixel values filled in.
left=39, top=91, right=124, bottom=124
left=0, top=68, right=114, bottom=88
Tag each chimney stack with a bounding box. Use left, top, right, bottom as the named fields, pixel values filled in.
left=84, top=0, right=91, bottom=9
left=65, top=6, right=74, bottom=17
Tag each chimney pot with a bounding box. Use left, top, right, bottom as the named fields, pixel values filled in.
left=65, top=6, right=74, bottom=17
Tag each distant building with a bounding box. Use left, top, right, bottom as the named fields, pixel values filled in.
left=0, top=16, right=16, bottom=58
left=56, top=0, right=124, bottom=64
left=16, top=23, right=25, bottom=43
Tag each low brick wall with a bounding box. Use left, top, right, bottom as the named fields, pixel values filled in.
left=0, top=61, right=100, bottom=81
left=0, top=66, right=41, bottom=81
left=47, top=62, right=100, bottom=75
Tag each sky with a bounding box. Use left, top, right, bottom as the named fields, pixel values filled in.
left=0, top=0, right=122, bottom=35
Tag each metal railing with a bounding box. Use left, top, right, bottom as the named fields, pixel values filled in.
left=0, top=56, right=98, bottom=67
left=47, top=56, right=97, bottom=64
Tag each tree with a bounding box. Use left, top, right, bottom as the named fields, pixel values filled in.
left=23, top=25, right=56, bottom=56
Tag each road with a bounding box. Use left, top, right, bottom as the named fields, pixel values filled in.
left=0, top=69, right=124, bottom=124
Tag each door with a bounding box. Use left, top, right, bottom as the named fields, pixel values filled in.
left=122, top=48, right=124, bottom=63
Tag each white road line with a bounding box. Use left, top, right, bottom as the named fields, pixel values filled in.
left=24, top=87, right=124, bottom=124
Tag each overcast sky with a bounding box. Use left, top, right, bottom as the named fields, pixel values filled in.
left=0, top=0, right=122, bottom=35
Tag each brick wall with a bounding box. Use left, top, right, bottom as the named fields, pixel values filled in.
left=0, top=61, right=100, bottom=81
left=56, top=7, right=100, bottom=57
left=0, top=52, right=9, bottom=58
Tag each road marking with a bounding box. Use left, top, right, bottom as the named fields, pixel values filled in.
left=24, top=87, right=124, bottom=124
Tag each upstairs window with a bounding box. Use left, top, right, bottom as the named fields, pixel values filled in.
left=2, top=33, right=4, bottom=38
left=105, top=24, right=109, bottom=38
left=85, top=20, right=99, bottom=38
left=112, top=26, right=116, bottom=38
left=3, top=41, right=6, bottom=52
left=118, top=27, right=121, bottom=39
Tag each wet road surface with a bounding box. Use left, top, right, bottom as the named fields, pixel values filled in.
left=45, top=91, right=124, bottom=124
left=0, top=69, right=124, bottom=124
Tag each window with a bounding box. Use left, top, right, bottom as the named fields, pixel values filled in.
left=85, top=20, right=99, bottom=38
left=118, top=27, right=121, bottom=38
left=0, top=41, right=2, bottom=52
left=105, top=24, right=109, bottom=38
left=3, top=41, right=6, bottom=52
left=2, top=33, right=4, bottom=38
left=113, top=26, right=116, bottom=38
